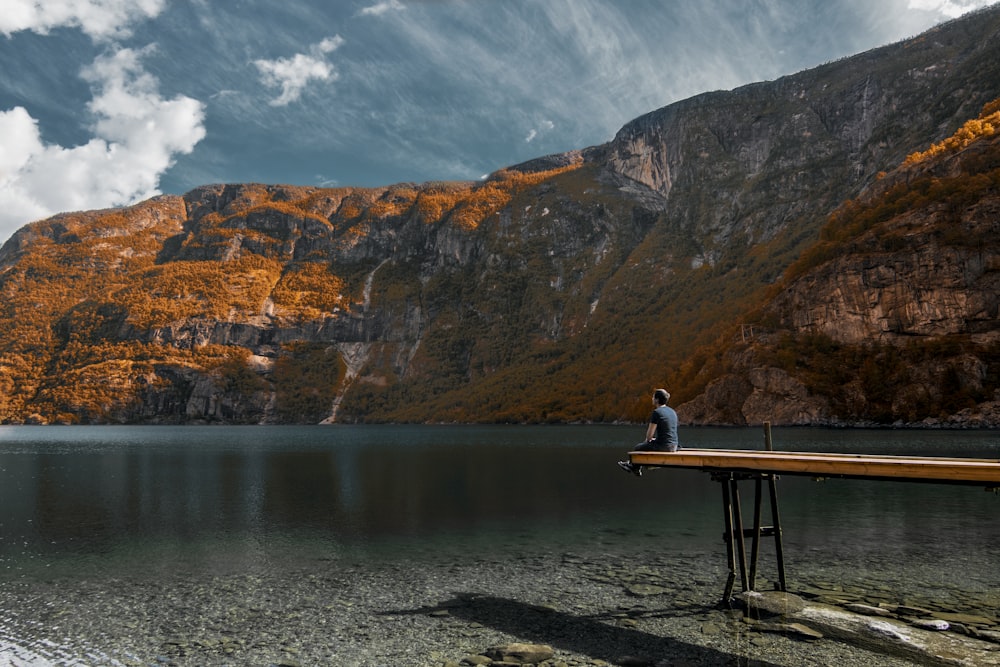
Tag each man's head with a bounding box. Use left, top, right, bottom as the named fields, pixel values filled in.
left=653, top=389, right=670, bottom=406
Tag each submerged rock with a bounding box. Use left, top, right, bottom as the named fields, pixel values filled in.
left=844, top=603, right=894, bottom=618
left=911, top=619, right=951, bottom=631
left=484, top=643, right=555, bottom=664
left=738, top=590, right=807, bottom=617
left=625, top=583, right=669, bottom=597
left=792, top=602, right=1000, bottom=666
left=752, top=621, right=824, bottom=640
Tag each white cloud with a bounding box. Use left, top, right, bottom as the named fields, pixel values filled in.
left=525, top=119, right=555, bottom=143
left=254, top=35, right=345, bottom=107
left=0, top=47, right=205, bottom=241
left=907, top=0, right=996, bottom=18
left=358, top=0, right=405, bottom=18
left=0, top=0, right=165, bottom=40
left=317, top=36, right=343, bottom=53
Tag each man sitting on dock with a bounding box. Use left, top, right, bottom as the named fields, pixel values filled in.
left=618, top=388, right=679, bottom=477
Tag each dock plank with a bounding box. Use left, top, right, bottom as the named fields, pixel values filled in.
left=628, top=448, right=1000, bottom=484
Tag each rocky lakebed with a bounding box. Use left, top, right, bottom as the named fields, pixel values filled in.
left=1, top=545, right=999, bottom=667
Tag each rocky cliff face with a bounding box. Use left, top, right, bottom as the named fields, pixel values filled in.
left=602, top=10, right=1000, bottom=269
left=3, top=7, right=1000, bottom=425
left=679, top=104, right=1000, bottom=427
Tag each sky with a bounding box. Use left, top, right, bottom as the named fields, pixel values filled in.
left=0, top=0, right=997, bottom=246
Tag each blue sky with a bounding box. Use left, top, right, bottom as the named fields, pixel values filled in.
left=0, top=0, right=995, bottom=245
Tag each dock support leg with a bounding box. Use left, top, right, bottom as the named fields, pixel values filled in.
left=730, top=478, right=750, bottom=594
left=715, top=471, right=787, bottom=606
left=720, top=476, right=738, bottom=605
left=768, top=475, right=787, bottom=592
left=749, top=478, right=763, bottom=590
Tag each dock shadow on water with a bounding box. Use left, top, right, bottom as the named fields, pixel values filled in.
left=385, top=592, right=787, bottom=667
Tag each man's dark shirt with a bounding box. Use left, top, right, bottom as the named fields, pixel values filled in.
left=649, top=405, right=679, bottom=450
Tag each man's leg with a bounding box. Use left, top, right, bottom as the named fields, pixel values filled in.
left=618, top=440, right=653, bottom=476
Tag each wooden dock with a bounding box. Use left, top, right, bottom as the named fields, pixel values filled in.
left=628, top=448, right=1000, bottom=485
left=625, top=441, right=1000, bottom=605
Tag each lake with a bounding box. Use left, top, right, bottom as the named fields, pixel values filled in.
left=1, top=425, right=998, bottom=665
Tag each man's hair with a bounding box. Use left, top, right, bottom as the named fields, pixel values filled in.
left=654, top=389, right=670, bottom=405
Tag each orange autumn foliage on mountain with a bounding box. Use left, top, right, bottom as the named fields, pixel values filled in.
left=83, top=167, right=582, bottom=331
left=0, top=157, right=589, bottom=424
left=367, top=186, right=421, bottom=219
left=449, top=165, right=581, bottom=230
left=120, top=255, right=283, bottom=329
left=270, top=262, right=346, bottom=320
left=414, top=182, right=476, bottom=223
left=781, top=97, right=1000, bottom=284
left=334, top=190, right=384, bottom=220
left=905, top=99, right=1000, bottom=165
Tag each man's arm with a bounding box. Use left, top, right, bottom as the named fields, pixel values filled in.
left=645, top=421, right=657, bottom=442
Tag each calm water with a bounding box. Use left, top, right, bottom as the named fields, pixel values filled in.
left=1, top=424, right=998, bottom=589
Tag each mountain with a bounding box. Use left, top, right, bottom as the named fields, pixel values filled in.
left=679, top=99, right=1000, bottom=427
left=3, top=6, right=1000, bottom=425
